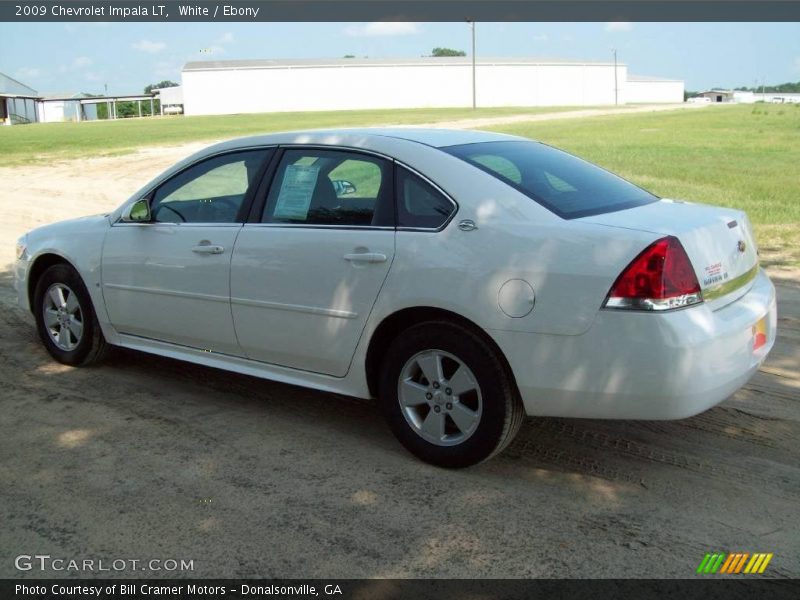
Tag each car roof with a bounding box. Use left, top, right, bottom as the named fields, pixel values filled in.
left=311, top=128, right=527, bottom=148
left=210, top=127, right=528, bottom=154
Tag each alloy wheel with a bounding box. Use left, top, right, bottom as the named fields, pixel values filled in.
left=42, top=283, right=84, bottom=351
left=397, top=349, right=483, bottom=446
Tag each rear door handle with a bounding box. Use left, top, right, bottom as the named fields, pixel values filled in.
left=192, top=244, right=225, bottom=254
left=343, top=252, right=387, bottom=264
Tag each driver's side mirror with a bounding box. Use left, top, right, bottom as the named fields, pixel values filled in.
left=122, top=199, right=152, bottom=223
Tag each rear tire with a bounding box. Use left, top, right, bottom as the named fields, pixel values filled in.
left=378, top=321, right=524, bottom=468
left=33, top=264, right=109, bottom=366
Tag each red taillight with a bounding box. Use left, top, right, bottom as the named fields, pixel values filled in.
left=605, top=236, right=703, bottom=311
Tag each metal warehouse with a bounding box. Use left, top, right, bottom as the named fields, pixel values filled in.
left=625, top=74, right=685, bottom=104
left=0, top=71, right=40, bottom=124
left=181, top=57, right=684, bottom=116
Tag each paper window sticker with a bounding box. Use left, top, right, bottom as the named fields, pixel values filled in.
left=273, top=164, right=320, bottom=220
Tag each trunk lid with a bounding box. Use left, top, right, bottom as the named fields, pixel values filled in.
left=581, top=199, right=759, bottom=310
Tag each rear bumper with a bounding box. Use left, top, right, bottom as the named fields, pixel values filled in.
left=491, top=268, right=777, bottom=420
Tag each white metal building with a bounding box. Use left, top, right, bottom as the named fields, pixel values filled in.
left=705, top=90, right=800, bottom=104
left=696, top=89, right=735, bottom=103
left=156, top=85, right=184, bottom=113
left=0, top=71, right=39, bottom=125
left=761, top=93, right=800, bottom=103
left=37, top=93, right=99, bottom=123
left=732, top=90, right=756, bottom=103
left=181, top=57, right=684, bottom=116
left=626, top=74, right=685, bottom=104
left=741, top=91, right=800, bottom=104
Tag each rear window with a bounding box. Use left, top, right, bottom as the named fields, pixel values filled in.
left=444, top=141, right=658, bottom=219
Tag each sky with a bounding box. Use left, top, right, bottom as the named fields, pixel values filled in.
left=1, top=21, right=799, bottom=95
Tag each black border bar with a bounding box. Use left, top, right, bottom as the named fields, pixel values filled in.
left=3, top=579, right=800, bottom=600
left=2, top=1, right=800, bottom=22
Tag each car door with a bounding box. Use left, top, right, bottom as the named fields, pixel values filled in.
left=102, top=148, right=272, bottom=354
left=230, top=147, right=395, bottom=377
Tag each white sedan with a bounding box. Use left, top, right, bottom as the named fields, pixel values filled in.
left=14, top=129, right=777, bottom=467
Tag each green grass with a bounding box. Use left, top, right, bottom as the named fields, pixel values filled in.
left=487, top=104, right=800, bottom=268
left=0, top=106, right=579, bottom=166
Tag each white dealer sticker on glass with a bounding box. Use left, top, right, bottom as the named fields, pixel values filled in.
left=273, top=164, right=320, bottom=220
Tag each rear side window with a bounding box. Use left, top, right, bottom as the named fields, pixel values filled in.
left=444, top=141, right=657, bottom=219
left=396, top=168, right=455, bottom=229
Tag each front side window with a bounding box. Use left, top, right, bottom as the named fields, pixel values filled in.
left=262, top=149, right=392, bottom=227
left=396, top=167, right=456, bottom=229
left=151, top=149, right=271, bottom=223
left=444, top=141, right=658, bottom=219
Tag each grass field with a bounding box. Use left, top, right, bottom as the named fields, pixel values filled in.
left=487, top=104, right=800, bottom=267
left=0, top=106, right=581, bottom=166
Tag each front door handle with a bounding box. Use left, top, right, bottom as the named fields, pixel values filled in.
left=192, top=243, right=225, bottom=255
left=343, top=252, right=387, bottom=264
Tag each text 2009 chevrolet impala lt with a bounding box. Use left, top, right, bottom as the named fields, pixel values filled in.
left=14, top=129, right=777, bottom=467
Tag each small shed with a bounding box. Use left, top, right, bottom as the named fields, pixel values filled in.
left=696, top=89, right=734, bottom=103
left=156, top=86, right=183, bottom=114
left=38, top=93, right=99, bottom=122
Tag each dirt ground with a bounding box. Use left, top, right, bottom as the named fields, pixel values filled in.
left=0, top=137, right=798, bottom=579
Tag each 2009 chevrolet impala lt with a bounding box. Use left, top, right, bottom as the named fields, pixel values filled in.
left=14, top=129, right=777, bottom=467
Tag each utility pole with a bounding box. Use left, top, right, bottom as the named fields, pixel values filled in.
left=612, top=48, right=618, bottom=105
left=469, top=20, right=477, bottom=109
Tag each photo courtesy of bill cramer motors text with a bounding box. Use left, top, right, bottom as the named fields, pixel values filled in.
left=15, top=584, right=343, bottom=597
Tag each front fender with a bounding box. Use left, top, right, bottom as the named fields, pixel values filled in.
left=21, top=215, right=119, bottom=344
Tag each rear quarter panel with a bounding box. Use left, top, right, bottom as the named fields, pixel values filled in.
left=374, top=218, right=659, bottom=337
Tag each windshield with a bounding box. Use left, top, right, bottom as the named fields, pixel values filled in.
left=444, top=141, right=658, bottom=219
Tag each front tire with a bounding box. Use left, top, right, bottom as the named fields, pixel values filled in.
left=33, top=264, right=108, bottom=366
left=378, top=321, right=525, bottom=468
